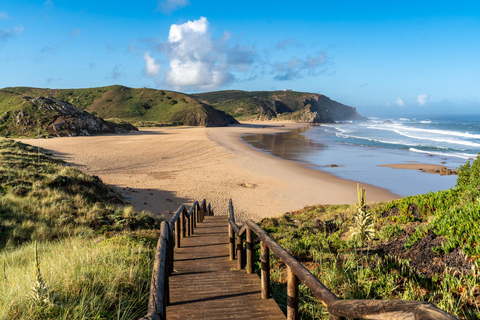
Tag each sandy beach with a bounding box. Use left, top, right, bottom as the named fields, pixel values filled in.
left=18, top=122, right=400, bottom=222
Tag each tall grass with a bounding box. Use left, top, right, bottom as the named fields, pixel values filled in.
left=0, top=232, right=157, bottom=319
left=0, top=138, right=162, bottom=319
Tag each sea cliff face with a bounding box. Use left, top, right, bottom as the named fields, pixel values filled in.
left=192, top=90, right=363, bottom=123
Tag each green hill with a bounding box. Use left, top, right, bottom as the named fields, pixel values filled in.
left=192, top=90, right=364, bottom=122
left=0, top=90, right=136, bottom=138
left=4, top=85, right=238, bottom=127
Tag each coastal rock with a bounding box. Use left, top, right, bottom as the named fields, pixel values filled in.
left=7, top=96, right=138, bottom=137
left=192, top=90, right=365, bottom=123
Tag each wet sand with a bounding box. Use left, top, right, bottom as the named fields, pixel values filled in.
left=17, top=122, right=399, bottom=222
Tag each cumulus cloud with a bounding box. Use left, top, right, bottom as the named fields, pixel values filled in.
left=0, top=25, right=24, bottom=41
left=0, top=12, right=9, bottom=19
left=157, top=0, right=190, bottom=14
left=417, top=94, right=430, bottom=105
left=395, top=97, right=405, bottom=107
left=158, top=17, right=238, bottom=90
left=273, top=52, right=327, bottom=81
left=143, top=52, right=161, bottom=77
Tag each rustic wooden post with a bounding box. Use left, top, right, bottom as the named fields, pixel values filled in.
left=168, top=224, right=174, bottom=274
left=287, top=266, right=299, bottom=320
left=181, top=210, right=186, bottom=238
left=229, top=223, right=235, bottom=260
left=196, top=204, right=200, bottom=224
left=190, top=209, right=194, bottom=235
left=237, top=233, right=244, bottom=270
left=175, top=218, right=181, bottom=248
left=164, top=252, right=170, bottom=306
left=261, top=241, right=270, bottom=299
left=193, top=205, right=197, bottom=229
left=186, top=211, right=191, bottom=237
left=246, top=227, right=253, bottom=274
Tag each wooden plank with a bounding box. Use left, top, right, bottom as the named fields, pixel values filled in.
left=167, top=215, right=285, bottom=320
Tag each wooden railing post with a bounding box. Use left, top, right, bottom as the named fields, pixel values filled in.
left=168, top=223, right=174, bottom=275
left=190, top=209, right=194, bottom=235
left=261, top=241, right=270, bottom=299
left=181, top=210, right=186, bottom=238
left=196, top=204, right=200, bottom=224
left=287, top=266, right=299, bottom=320
left=186, top=211, right=191, bottom=237
left=164, top=247, right=170, bottom=306
left=246, top=227, right=253, bottom=274
left=229, top=223, right=235, bottom=260
left=175, top=217, right=181, bottom=248
left=237, top=233, right=244, bottom=270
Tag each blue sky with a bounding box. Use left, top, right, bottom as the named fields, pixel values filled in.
left=1, top=0, right=480, bottom=116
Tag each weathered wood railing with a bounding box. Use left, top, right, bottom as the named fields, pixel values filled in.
left=228, top=199, right=457, bottom=320
left=140, top=199, right=213, bottom=320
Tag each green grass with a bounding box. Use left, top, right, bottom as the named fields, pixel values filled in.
left=3, top=85, right=235, bottom=127
left=0, top=138, right=161, bottom=319
left=257, top=157, right=480, bottom=319
left=0, top=232, right=157, bottom=319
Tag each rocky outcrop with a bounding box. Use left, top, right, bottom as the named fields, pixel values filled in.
left=304, top=95, right=363, bottom=122
left=171, top=103, right=239, bottom=127
left=2, top=96, right=138, bottom=137
left=193, top=90, right=365, bottom=124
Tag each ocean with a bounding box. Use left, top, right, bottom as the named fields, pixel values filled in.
left=242, top=114, right=480, bottom=197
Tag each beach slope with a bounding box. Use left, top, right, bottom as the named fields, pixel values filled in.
left=18, top=122, right=399, bottom=221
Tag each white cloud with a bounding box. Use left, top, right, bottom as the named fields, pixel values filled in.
left=417, top=94, right=430, bottom=105
left=273, top=52, right=328, bottom=81
left=0, top=11, right=9, bottom=19
left=0, top=25, right=24, bottom=41
left=162, top=17, right=235, bottom=90
left=143, top=52, right=161, bottom=77
left=157, top=0, right=190, bottom=14
left=395, top=97, right=405, bottom=107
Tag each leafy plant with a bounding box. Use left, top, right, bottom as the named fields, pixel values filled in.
left=350, top=184, right=375, bottom=248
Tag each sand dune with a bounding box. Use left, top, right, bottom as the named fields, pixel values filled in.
left=18, top=122, right=399, bottom=222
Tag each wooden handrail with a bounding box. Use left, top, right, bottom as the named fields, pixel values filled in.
left=227, top=199, right=458, bottom=320
left=140, top=199, right=213, bottom=320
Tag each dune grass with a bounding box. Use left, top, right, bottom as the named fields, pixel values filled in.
left=0, top=138, right=161, bottom=319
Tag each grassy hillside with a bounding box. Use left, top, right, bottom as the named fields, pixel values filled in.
left=258, top=159, right=480, bottom=319
left=192, top=90, right=362, bottom=122
left=0, top=91, right=136, bottom=138
left=4, top=85, right=237, bottom=127
left=0, top=138, right=160, bottom=319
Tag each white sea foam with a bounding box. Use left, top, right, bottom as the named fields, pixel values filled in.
left=336, top=132, right=417, bottom=146
left=366, top=124, right=480, bottom=140
left=420, top=120, right=432, bottom=124
left=409, top=148, right=477, bottom=160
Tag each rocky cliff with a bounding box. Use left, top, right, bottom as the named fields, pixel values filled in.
left=192, top=90, right=364, bottom=123
left=0, top=95, right=137, bottom=137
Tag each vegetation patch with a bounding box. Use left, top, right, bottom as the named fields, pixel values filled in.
left=0, top=138, right=161, bottom=319
left=257, top=157, right=480, bottom=319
